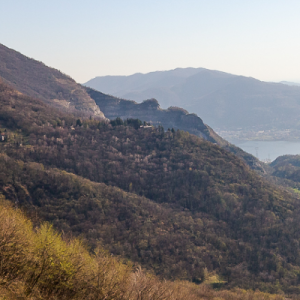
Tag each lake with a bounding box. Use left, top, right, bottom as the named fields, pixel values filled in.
left=230, top=140, right=300, bottom=162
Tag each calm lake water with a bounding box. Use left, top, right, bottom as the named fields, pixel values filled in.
left=230, top=140, right=300, bottom=162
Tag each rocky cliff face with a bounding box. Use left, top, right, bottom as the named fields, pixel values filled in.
left=86, top=87, right=216, bottom=143
left=0, top=43, right=105, bottom=118
left=86, top=87, right=267, bottom=173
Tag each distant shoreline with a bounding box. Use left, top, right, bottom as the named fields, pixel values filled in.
left=217, top=129, right=300, bottom=143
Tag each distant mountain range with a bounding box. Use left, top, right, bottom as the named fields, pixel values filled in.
left=85, top=69, right=300, bottom=131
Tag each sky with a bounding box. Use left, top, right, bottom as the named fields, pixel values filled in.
left=1, top=0, right=300, bottom=83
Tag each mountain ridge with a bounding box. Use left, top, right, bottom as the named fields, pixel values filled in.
left=0, top=43, right=105, bottom=118
left=85, top=86, right=266, bottom=173
left=0, top=42, right=265, bottom=173
left=84, top=68, right=300, bottom=132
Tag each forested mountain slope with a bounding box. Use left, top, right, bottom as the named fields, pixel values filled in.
left=84, top=68, right=300, bottom=131
left=1, top=80, right=300, bottom=294
left=270, top=155, right=300, bottom=184
left=0, top=43, right=104, bottom=117
left=0, top=199, right=286, bottom=300
left=86, top=86, right=265, bottom=172
left=1, top=151, right=299, bottom=295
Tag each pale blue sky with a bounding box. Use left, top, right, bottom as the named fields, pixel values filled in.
left=1, top=0, right=300, bottom=83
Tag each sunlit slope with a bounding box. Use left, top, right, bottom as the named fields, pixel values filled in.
left=0, top=43, right=104, bottom=117
left=0, top=197, right=286, bottom=299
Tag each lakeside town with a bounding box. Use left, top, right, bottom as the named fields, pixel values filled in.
left=216, top=128, right=300, bottom=142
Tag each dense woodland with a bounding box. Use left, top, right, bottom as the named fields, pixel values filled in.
left=0, top=198, right=287, bottom=299
left=2, top=80, right=300, bottom=297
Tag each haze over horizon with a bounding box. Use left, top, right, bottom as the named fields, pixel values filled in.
left=1, top=1, right=300, bottom=83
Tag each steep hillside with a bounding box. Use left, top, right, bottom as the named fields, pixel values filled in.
left=0, top=198, right=285, bottom=300
left=0, top=43, right=104, bottom=117
left=84, top=68, right=300, bottom=132
left=3, top=80, right=300, bottom=294
left=1, top=82, right=300, bottom=293
left=0, top=43, right=264, bottom=170
left=1, top=151, right=299, bottom=295
left=0, top=78, right=75, bottom=132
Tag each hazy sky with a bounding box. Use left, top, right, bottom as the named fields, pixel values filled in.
left=1, top=0, right=300, bottom=83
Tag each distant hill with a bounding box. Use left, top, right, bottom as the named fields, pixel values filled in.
left=84, top=68, right=300, bottom=131
left=0, top=43, right=105, bottom=118
left=271, top=154, right=300, bottom=183
left=86, top=87, right=220, bottom=143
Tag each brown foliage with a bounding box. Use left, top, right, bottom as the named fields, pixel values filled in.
left=0, top=199, right=286, bottom=299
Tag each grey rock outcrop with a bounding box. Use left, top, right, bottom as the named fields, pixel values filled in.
left=86, top=87, right=216, bottom=143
